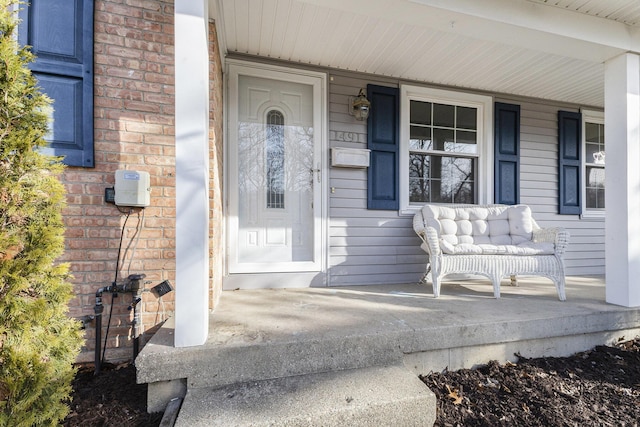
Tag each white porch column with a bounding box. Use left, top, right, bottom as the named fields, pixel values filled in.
left=174, top=0, right=210, bottom=346
left=604, top=53, right=640, bottom=307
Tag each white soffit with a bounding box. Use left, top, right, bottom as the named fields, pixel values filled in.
left=214, top=0, right=640, bottom=107
left=526, top=0, right=640, bottom=27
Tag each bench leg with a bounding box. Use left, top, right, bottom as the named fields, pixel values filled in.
left=554, top=276, right=567, bottom=301
left=490, top=273, right=502, bottom=298
left=419, top=263, right=431, bottom=285
left=425, top=256, right=442, bottom=298
left=432, top=274, right=441, bottom=298
left=492, top=280, right=501, bottom=298
left=418, top=263, right=440, bottom=298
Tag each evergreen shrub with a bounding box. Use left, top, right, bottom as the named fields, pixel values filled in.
left=0, top=1, right=83, bottom=425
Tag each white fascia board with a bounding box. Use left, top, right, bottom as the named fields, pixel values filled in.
left=299, top=0, right=632, bottom=62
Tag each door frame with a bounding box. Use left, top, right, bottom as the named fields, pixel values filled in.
left=224, top=59, right=328, bottom=283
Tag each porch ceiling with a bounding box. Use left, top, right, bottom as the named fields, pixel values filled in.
left=527, top=0, right=640, bottom=26
left=212, top=0, right=640, bottom=108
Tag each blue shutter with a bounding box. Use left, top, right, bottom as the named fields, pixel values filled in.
left=19, top=0, right=94, bottom=167
left=558, top=111, right=582, bottom=215
left=367, top=85, right=399, bottom=210
left=494, top=102, right=520, bottom=205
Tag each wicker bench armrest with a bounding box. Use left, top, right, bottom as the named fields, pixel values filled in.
left=422, top=226, right=442, bottom=256
left=412, top=210, right=427, bottom=236
left=413, top=210, right=442, bottom=256
left=533, top=227, right=570, bottom=255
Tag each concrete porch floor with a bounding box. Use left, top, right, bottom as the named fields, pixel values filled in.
left=136, top=275, right=640, bottom=425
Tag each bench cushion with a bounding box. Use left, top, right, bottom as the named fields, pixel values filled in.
left=420, top=205, right=549, bottom=255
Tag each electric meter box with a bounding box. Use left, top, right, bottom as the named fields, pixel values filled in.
left=114, top=170, right=151, bottom=207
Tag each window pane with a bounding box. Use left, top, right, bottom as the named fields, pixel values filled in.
left=585, top=120, right=605, bottom=210
left=441, top=157, right=475, bottom=204
left=433, top=128, right=454, bottom=151
left=453, top=182, right=474, bottom=204
left=409, top=154, right=430, bottom=202
left=408, top=154, right=475, bottom=204
left=585, top=142, right=599, bottom=163
left=585, top=122, right=600, bottom=143
left=597, top=187, right=605, bottom=209
left=433, top=103, right=455, bottom=128
left=410, top=100, right=431, bottom=126
left=585, top=122, right=605, bottom=163
left=456, top=130, right=478, bottom=154
left=586, top=166, right=605, bottom=209
left=409, top=126, right=432, bottom=150
left=266, top=110, right=285, bottom=209
left=586, top=142, right=605, bottom=165
left=586, top=187, right=605, bottom=209
left=456, top=106, right=477, bottom=130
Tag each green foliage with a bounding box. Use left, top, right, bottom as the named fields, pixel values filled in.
left=0, top=1, right=83, bottom=425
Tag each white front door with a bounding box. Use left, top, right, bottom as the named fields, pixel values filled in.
left=227, top=63, right=325, bottom=281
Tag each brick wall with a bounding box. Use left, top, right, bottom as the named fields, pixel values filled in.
left=63, top=0, right=223, bottom=363
left=209, top=20, right=224, bottom=307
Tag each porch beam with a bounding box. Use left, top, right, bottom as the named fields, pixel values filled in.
left=298, top=0, right=632, bottom=63
left=604, top=52, right=640, bottom=308
left=174, top=0, right=210, bottom=346
left=410, top=0, right=640, bottom=52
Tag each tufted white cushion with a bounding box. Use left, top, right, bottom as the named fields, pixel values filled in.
left=421, top=204, right=543, bottom=255
left=413, top=203, right=568, bottom=300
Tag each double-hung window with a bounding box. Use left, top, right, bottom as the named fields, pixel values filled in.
left=399, top=85, right=493, bottom=212
left=582, top=110, right=605, bottom=216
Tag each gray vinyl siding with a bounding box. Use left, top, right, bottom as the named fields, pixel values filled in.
left=499, top=97, right=605, bottom=275
left=328, top=73, right=426, bottom=285
left=327, top=71, right=605, bottom=286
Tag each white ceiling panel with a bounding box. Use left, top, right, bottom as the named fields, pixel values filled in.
left=215, top=0, right=640, bottom=107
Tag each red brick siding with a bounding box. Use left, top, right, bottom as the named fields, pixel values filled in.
left=63, top=0, right=223, bottom=363
left=209, top=20, right=224, bottom=307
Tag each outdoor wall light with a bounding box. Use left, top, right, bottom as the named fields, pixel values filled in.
left=350, top=88, right=371, bottom=121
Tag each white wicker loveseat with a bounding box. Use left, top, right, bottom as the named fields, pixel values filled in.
left=412, top=204, right=569, bottom=300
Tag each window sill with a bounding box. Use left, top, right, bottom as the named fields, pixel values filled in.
left=580, top=210, right=605, bottom=220
left=400, top=205, right=422, bottom=216
left=401, top=202, right=484, bottom=217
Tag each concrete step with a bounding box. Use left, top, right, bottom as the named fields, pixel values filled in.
left=174, top=365, right=436, bottom=427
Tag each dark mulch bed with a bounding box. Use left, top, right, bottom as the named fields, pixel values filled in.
left=64, top=362, right=162, bottom=427
left=422, top=338, right=640, bottom=426
left=64, top=339, right=640, bottom=426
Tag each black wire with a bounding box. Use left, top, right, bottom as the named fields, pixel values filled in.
left=101, top=209, right=132, bottom=364
left=101, top=293, right=115, bottom=365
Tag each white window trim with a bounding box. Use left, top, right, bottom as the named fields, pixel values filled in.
left=581, top=109, right=605, bottom=219
left=399, top=84, right=494, bottom=215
